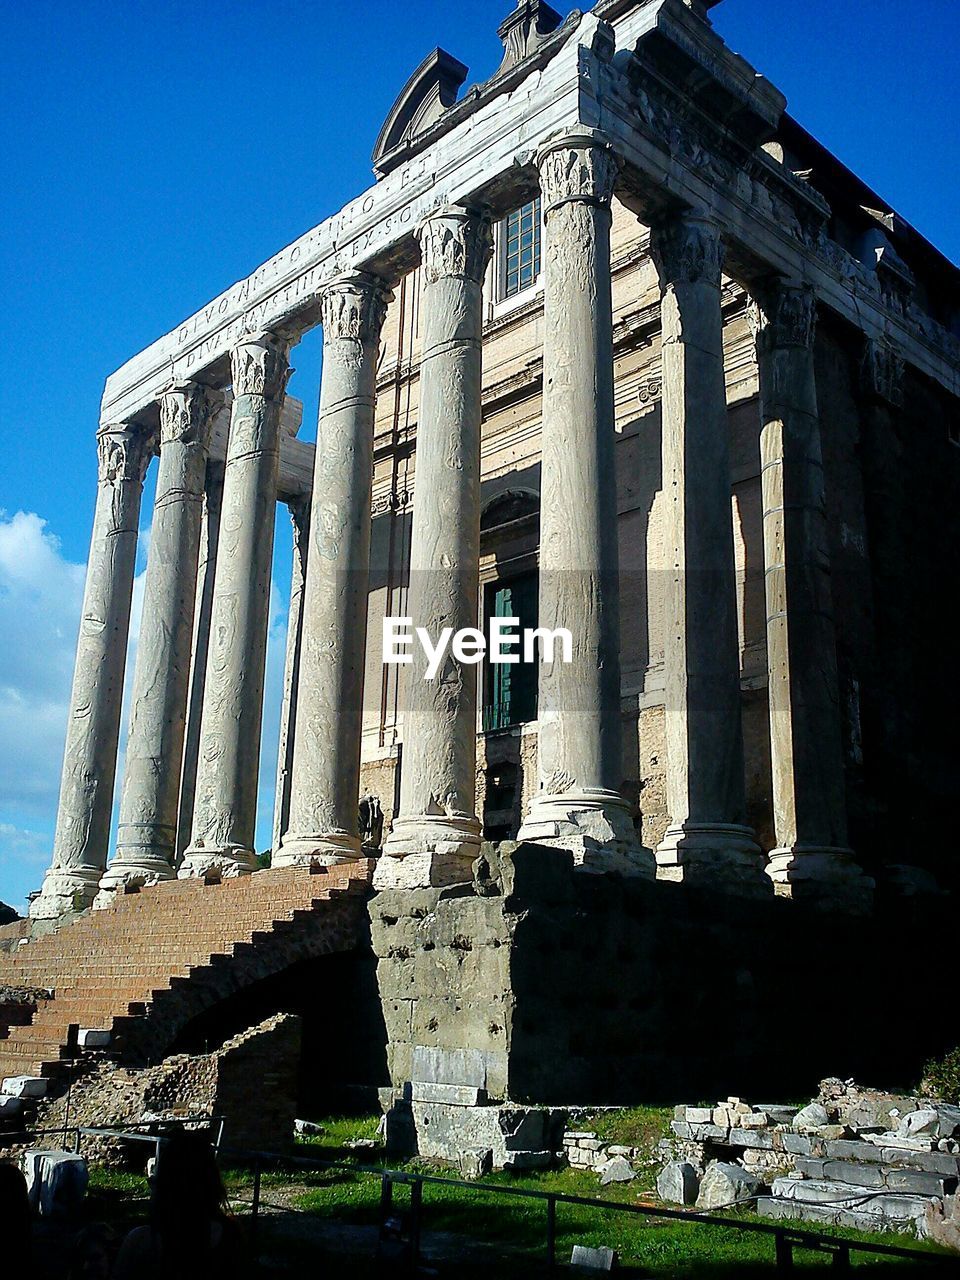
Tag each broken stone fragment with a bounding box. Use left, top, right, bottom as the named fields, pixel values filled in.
left=696, top=1161, right=764, bottom=1210
left=792, top=1102, right=831, bottom=1131
left=598, top=1155, right=636, bottom=1185
left=657, top=1160, right=699, bottom=1204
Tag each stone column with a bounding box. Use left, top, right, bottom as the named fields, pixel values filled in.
left=95, top=384, right=220, bottom=906
left=180, top=331, right=292, bottom=879
left=30, top=424, right=154, bottom=918
left=753, top=280, right=873, bottom=908
left=517, top=130, right=652, bottom=876
left=271, top=495, right=310, bottom=855
left=649, top=212, right=764, bottom=889
left=176, top=460, right=224, bottom=859
left=377, top=208, right=492, bottom=889
left=277, top=273, right=391, bottom=867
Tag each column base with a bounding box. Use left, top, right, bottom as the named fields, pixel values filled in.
left=93, top=856, right=175, bottom=910
left=178, top=844, right=258, bottom=881
left=274, top=832, right=362, bottom=868
left=517, top=789, right=655, bottom=877
left=376, top=816, right=482, bottom=890
left=28, top=865, right=103, bottom=919
left=765, top=845, right=874, bottom=913
left=656, top=822, right=770, bottom=895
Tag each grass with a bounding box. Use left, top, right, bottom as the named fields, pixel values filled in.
left=81, top=1112, right=958, bottom=1275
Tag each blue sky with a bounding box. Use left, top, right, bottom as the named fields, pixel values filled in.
left=1, top=0, right=958, bottom=910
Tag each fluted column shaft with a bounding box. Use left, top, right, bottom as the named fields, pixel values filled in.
left=95, top=384, right=219, bottom=904
left=272, top=495, right=311, bottom=855
left=517, top=130, right=652, bottom=876
left=177, top=459, right=224, bottom=859
left=754, top=280, right=872, bottom=907
left=650, top=213, right=764, bottom=889
left=181, top=332, right=291, bottom=878
left=278, top=274, right=391, bottom=866
left=377, top=207, right=492, bottom=889
left=31, top=425, right=154, bottom=918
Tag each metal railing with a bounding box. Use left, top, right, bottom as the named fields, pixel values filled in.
left=4, top=1124, right=952, bottom=1271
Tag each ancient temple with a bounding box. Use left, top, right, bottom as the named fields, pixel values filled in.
left=10, top=0, right=959, bottom=1115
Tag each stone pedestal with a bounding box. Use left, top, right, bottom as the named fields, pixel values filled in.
left=517, top=130, right=652, bottom=877
left=277, top=272, right=391, bottom=866
left=753, top=281, right=873, bottom=911
left=649, top=214, right=765, bottom=891
left=272, top=496, right=311, bottom=855
left=96, top=385, right=219, bottom=906
left=31, top=425, right=154, bottom=918
left=377, top=208, right=492, bottom=889
left=180, top=332, right=291, bottom=879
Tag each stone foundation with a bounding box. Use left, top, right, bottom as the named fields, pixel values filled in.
left=370, top=842, right=957, bottom=1125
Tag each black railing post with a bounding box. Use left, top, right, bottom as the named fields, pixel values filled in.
left=546, top=1194, right=557, bottom=1270
left=775, top=1232, right=794, bottom=1271
left=251, top=1155, right=262, bottom=1249
left=832, top=1243, right=851, bottom=1271
left=409, top=1178, right=423, bottom=1275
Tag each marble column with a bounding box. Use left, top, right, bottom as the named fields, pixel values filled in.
left=272, top=495, right=311, bottom=855
left=176, top=460, right=224, bottom=860
left=95, top=383, right=220, bottom=906
left=30, top=424, right=154, bottom=918
left=180, top=331, right=292, bottom=879
left=277, top=273, right=391, bottom=866
left=649, top=212, right=765, bottom=889
left=517, top=129, right=652, bottom=876
left=753, top=280, right=873, bottom=908
left=377, top=208, right=492, bottom=889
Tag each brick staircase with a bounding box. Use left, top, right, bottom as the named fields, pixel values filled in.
left=0, top=863, right=373, bottom=1091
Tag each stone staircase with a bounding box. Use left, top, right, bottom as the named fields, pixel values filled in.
left=0, top=863, right=374, bottom=1096
left=758, top=1139, right=960, bottom=1235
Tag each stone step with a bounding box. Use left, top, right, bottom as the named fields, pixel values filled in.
left=768, top=1176, right=932, bottom=1224
left=822, top=1138, right=960, bottom=1177
left=795, top=1156, right=957, bottom=1197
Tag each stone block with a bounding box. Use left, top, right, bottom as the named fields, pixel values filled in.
left=886, top=1167, right=954, bottom=1196
left=728, top=1128, right=774, bottom=1149
left=820, top=1160, right=885, bottom=1189
left=782, top=1133, right=821, bottom=1156
left=896, top=1109, right=939, bottom=1138
left=23, top=1150, right=88, bottom=1218
left=793, top=1102, right=830, bottom=1131
left=684, top=1107, right=714, bottom=1124
left=696, top=1162, right=764, bottom=1210
left=458, top=1147, right=493, bottom=1180
left=739, top=1111, right=769, bottom=1130
left=657, top=1160, right=699, bottom=1205
left=879, top=1147, right=960, bottom=1175
left=599, top=1155, right=635, bottom=1185
left=756, top=1104, right=799, bottom=1125
left=2, top=1075, right=48, bottom=1098
left=410, top=1082, right=486, bottom=1106
left=77, top=1028, right=112, bottom=1048
left=570, top=1244, right=616, bottom=1271
left=412, top=1045, right=487, bottom=1089
left=607, top=1144, right=635, bottom=1157
left=0, top=1095, right=23, bottom=1118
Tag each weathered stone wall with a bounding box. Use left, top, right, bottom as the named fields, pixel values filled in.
left=371, top=844, right=957, bottom=1108
left=34, top=1013, right=301, bottom=1163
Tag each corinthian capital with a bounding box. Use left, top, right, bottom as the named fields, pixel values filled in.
left=230, top=331, right=292, bottom=401
left=417, top=206, right=493, bottom=286
left=650, top=214, right=724, bottom=288
left=159, top=382, right=222, bottom=450
left=751, top=280, right=817, bottom=352
left=537, top=130, right=619, bottom=213
left=321, top=272, right=393, bottom=346
left=96, top=424, right=155, bottom=486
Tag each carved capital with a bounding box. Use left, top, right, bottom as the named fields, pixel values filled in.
left=650, top=214, right=724, bottom=288
left=751, top=281, right=817, bottom=352
left=321, top=272, right=392, bottom=346
left=417, top=206, right=493, bottom=286
left=230, top=331, right=292, bottom=401
left=537, top=130, right=619, bottom=213
left=862, top=338, right=905, bottom=407
left=96, top=424, right=155, bottom=486
left=159, top=382, right=222, bottom=450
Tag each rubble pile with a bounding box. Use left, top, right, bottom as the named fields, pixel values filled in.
left=658, top=1079, right=960, bottom=1244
